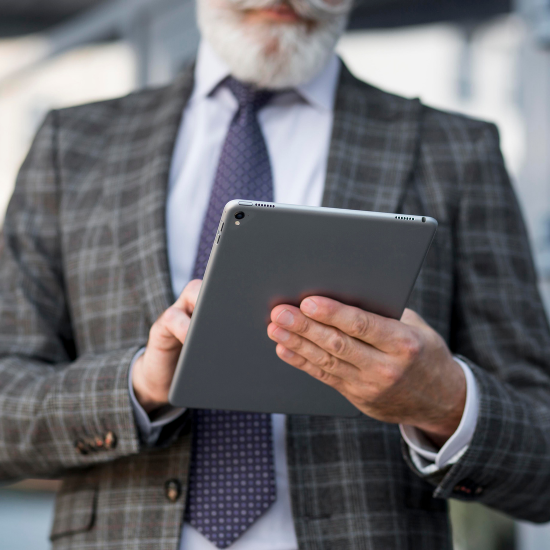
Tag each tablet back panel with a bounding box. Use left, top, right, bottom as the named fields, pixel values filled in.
left=169, top=201, right=437, bottom=417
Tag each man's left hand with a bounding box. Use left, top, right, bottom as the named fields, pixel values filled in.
left=268, top=297, right=466, bottom=448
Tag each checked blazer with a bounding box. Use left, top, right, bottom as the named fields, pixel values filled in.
left=1, top=62, right=550, bottom=550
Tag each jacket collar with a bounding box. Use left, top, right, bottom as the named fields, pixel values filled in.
left=106, top=66, right=195, bottom=325
left=322, top=63, right=422, bottom=214
left=107, top=61, right=422, bottom=326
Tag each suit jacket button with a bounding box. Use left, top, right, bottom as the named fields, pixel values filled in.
left=104, top=431, right=117, bottom=450
left=165, top=479, right=182, bottom=503
left=453, top=478, right=482, bottom=497
left=75, top=440, right=89, bottom=455
left=84, top=437, right=98, bottom=452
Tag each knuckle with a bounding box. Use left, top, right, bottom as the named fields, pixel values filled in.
left=316, top=352, right=330, bottom=368
left=381, top=365, right=402, bottom=386
left=299, top=316, right=311, bottom=334
left=163, top=306, right=178, bottom=325
left=316, top=368, right=333, bottom=384
left=401, top=336, right=422, bottom=361
left=320, top=353, right=338, bottom=372
left=292, top=337, right=305, bottom=352
left=149, top=319, right=166, bottom=345
left=350, top=312, right=370, bottom=338
left=327, top=332, right=346, bottom=355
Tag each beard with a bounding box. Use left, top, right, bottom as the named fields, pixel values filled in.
left=197, top=0, right=350, bottom=88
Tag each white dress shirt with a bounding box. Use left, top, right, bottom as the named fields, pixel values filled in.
left=129, top=40, right=480, bottom=550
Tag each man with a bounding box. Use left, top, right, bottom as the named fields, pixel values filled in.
left=0, top=0, right=549, bottom=547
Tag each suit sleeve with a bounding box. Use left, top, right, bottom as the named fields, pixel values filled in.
left=404, top=122, right=550, bottom=523
left=0, top=112, right=142, bottom=480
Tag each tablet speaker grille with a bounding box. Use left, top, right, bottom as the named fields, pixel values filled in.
left=255, top=203, right=275, bottom=208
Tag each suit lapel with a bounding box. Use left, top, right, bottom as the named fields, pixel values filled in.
left=288, top=68, right=424, bottom=539
left=322, top=64, right=423, bottom=214
left=104, top=63, right=421, bottom=326
left=105, top=66, right=195, bottom=326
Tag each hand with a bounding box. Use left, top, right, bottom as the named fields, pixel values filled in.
left=268, top=297, right=466, bottom=447
left=132, top=279, right=202, bottom=413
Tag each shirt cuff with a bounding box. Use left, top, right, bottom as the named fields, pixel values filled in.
left=399, top=357, right=479, bottom=474
left=128, top=348, right=187, bottom=447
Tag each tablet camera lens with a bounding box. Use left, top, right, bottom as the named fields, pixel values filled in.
left=235, top=212, right=245, bottom=220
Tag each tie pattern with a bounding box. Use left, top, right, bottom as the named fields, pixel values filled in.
left=185, top=77, right=277, bottom=549
left=191, top=78, right=275, bottom=273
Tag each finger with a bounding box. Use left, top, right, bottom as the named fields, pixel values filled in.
left=275, top=344, right=347, bottom=393
left=174, top=279, right=202, bottom=315
left=271, top=304, right=379, bottom=366
left=300, top=296, right=411, bottom=354
left=271, top=305, right=383, bottom=368
left=152, top=306, right=191, bottom=349
left=267, top=323, right=360, bottom=382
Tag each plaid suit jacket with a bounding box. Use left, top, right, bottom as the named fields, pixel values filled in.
left=1, top=63, right=550, bottom=550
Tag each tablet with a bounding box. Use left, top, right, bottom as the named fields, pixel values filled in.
left=169, top=200, right=437, bottom=417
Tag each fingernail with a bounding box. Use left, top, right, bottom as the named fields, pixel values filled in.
left=276, top=309, right=294, bottom=326
left=273, top=327, right=290, bottom=342
left=301, top=298, right=317, bottom=314
left=280, top=347, right=295, bottom=359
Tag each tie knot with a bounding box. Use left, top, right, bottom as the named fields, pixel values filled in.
left=224, top=76, right=274, bottom=112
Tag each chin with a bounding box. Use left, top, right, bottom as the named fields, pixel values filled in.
left=198, top=0, right=348, bottom=88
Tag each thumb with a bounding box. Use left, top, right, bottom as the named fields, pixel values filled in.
left=400, top=308, right=428, bottom=329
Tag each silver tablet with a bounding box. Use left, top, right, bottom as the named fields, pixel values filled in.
left=169, top=200, right=437, bottom=417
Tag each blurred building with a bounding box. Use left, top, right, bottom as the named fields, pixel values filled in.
left=0, top=0, right=549, bottom=549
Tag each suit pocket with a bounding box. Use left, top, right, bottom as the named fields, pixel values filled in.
left=50, top=485, right=97, bottom=541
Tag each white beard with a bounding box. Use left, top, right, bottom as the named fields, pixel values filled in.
left=197, top=0, right=348, bottom=88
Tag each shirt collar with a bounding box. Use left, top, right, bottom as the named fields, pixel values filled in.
left=191, top=39, right=341, bottom=112
left=295, top=54, right=340, bottom=111
left=191, top=40, right=232, bottom=102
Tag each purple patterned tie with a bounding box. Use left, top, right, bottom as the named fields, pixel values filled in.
left=184, top=77, right=277, bottom=549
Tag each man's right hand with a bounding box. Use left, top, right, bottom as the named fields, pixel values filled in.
left=132, top=279, right=202, bottom=413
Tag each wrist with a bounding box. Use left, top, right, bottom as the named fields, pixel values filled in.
left=414, top=358, right=467, bottom=448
